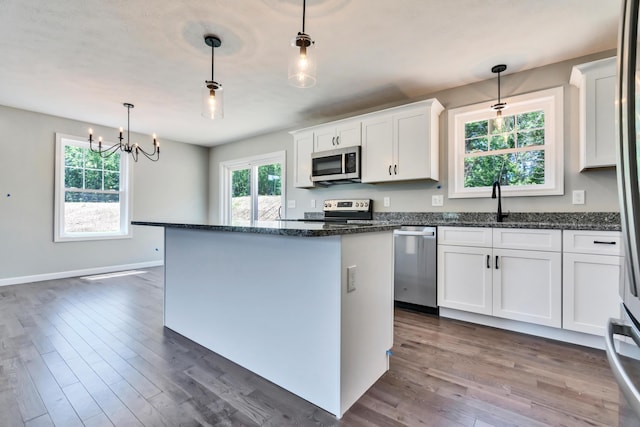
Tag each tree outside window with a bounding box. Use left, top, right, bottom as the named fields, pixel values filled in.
left=447, top=87, right=563, bottom=198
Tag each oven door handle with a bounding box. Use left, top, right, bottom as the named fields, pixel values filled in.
left=606, top=317, right=640, bottom=419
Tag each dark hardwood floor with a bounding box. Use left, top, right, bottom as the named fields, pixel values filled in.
left=0, top=267, right=622, bottom=426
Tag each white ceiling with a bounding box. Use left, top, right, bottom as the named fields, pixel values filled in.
left=0, top=0, right=620, bottom=147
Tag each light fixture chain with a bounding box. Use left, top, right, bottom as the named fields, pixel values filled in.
left=127, top=103, right=131, bottom=149
left=497, top=71, right=501, bottom=104
left=211, top=42, right=215, bottom=81
left=302, top=0, right=306, bottom=33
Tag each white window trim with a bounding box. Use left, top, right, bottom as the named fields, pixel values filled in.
left=220, top=150, right=286, bottom=225
left=54, top=133, right=133, bottom=242
left=447, top=86, right=564, bottom=198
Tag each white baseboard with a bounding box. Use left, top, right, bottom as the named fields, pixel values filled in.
left=0, top=260, right=164, bottom=287
left=439, top=307, right=608, bottom=350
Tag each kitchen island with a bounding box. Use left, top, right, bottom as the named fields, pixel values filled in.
left=132, top=220, right=398, bottom=418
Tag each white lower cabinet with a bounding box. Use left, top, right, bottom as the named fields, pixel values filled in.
left=437, top=244, right=492, bottom=315
left=438, top=227, right=562, bottom=328
left=562, top=230, right=624, bottom=336
left=492, top=248, right=562, bottom=327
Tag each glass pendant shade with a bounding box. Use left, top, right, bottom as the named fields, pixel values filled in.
left=288, top=33, right=316, bottom=88
left=201, top=80, right=224, bottom=119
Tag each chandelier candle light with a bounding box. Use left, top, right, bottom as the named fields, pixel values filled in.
left=202, top=35, right=224, bottom=119
left=88, top=103, right=159, bottom=162
left=289, top=0, right=316, bottom=88
left=491, top=64, right=508, bottom=129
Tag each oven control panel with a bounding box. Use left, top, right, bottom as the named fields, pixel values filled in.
left=323, top=199, right=372, bottom=212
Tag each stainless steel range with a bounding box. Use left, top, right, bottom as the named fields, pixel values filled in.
left=320, top=199, right=372, bottom=222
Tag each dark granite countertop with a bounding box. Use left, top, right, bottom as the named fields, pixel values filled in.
left=304, top=212, right=622, bottom=231
left=134, top=212, right=621, bottom=236
left=131, top=220, right=401, bottom=237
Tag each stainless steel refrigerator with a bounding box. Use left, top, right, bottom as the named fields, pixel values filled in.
left=606, top=0, right=640, bottom=423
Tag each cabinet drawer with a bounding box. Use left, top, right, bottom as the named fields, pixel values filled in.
left=492, top=228, right=561, bottom=252
left=438, top=227, right=492, bottom=247
left=563, top=230, right=623, bottom=255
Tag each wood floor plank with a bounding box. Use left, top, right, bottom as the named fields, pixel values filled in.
left=0, top=267, right=625, bottom=426
left=62, top=381, right=103, bottom=422
left=19, top=345, right=84, bottom=427
left=3, top=356, right=47, bottom=422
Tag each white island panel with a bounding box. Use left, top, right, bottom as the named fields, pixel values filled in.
left=164, top=228, right=343, bottom=415
left=340, top=232, right=394, bottom=413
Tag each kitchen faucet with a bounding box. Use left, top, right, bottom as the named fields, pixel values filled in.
left=491, top=181, right=509, bottom=222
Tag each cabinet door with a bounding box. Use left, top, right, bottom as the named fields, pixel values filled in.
left=335, top=122, right=361, bottom=148
left=563, top=253, right=623, bottom=336
left=394, top=107, right=431, bottom=181
left=293, top=132, right=314, bottom=188
left=493, top=249, right=562, bottom=327
left=570, top=57, right=616, bottom=169
left=314, top=126, right=337, bottom=152
left=361, top=115, right=394, bottom=183
left=437, top=245, right=492, bottom=315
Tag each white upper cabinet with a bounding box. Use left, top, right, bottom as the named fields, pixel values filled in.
left=314, top=121, right=361, bottom=152
left=570, top=57, right=617, bottom=170
left=292, top=131, right=314, bottom=188
left=361, top=99, right=443, bottom=183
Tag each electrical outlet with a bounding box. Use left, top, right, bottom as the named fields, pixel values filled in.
left=572, top=190, right=585, bottom=205
left=287, top=200, right=296, bottom=209
left=383, top=197, right=390, bottom=207
left=432, top=195, right=444, bottom=207
left=347, top=265, right=357, bottom=293
left=310, top=199, right=316, bottom=208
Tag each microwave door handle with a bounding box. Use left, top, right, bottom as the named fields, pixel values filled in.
left=342, top=153, right=345, bottom=173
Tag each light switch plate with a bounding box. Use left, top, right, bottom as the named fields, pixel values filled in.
left=383, top=197, right=390, bottom=207
left=310, top=199, right=316, bottom=208
left=432, top=195, right=444, bottom=207
left=287, top=200, right=296, bottom=209
left=572, top=190, right=585, bottom=205
left=347, top=265, right=357, bottom=293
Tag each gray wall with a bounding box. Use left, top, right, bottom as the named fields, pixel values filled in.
left=0, top=105, right=209, bottom=281
left=209, top=50, right=620, bottom=223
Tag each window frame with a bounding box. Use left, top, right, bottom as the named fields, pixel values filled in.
left=54, top=133, right=132, bottom=242
left=447, top=86, right=564, bottom=198
left=220, top=151, right=286, bottom=225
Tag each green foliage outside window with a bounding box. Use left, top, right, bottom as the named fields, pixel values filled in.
left=64, top=145, right=121, bottom=201
left=232, top=163, right=282, bottom=197
left=463, top=110, right=545, bottom=187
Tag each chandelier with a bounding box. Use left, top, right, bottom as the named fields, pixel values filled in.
left=88, top=103, right=159, bottom=162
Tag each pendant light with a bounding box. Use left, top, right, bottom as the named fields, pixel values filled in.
left=288, top=0, right=316, bottom=88
left=88, top=103, right=159, bottom=162
left=490, top=64, right=507, bottom=130
left=202, top=35, right=224, bottom=119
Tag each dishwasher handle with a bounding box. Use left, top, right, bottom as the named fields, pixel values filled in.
left=394, top=229, right=436, bottom=237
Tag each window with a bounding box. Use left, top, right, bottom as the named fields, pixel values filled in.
left=220, top=151, right=286, bottom=225
left=448, top=87, right=563, bottom=198
left=54, top=133, right=131, bottom=241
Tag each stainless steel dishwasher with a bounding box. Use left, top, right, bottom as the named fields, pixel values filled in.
left=394, top=226, right=437, bottom=311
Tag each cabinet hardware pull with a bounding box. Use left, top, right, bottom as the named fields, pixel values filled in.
left=336, top=136, right=340, bottom=145
left=486, top=255, right=490, bottom=269
left=495, top=255, right=499, bottom=269
left=388, top=165, right=392, bottom=175
left=394, top=164, right=398, bottom=175
left=331, top=136, right=336, bottom=146
left=594, top=240, right=616, bottom=245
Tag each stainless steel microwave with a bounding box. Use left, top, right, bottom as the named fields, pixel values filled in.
left=311, top=146, right=361, bottom=184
